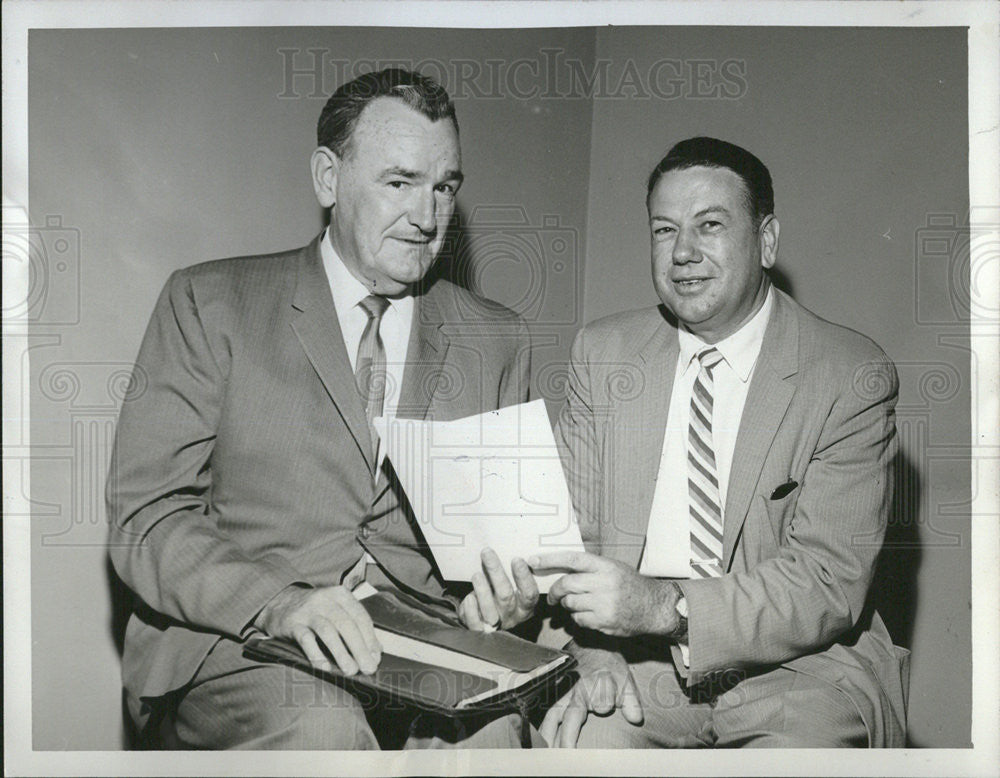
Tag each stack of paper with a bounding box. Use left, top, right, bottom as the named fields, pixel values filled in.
left=375, top=400, right=584, bottom=592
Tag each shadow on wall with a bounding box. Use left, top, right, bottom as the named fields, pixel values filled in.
left=768, top=265, right=794, bottom=298
left=875, top=451, right=923, bottom=652
left=871, top=450, right=924, bottom=746
left=107, top=557, right=137, bottom=748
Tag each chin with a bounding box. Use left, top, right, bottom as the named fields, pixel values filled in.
left=670, top=302, right=717, bottom=329
left=376, top=258, right=429, bottom=287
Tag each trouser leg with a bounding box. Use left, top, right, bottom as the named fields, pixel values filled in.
left=712, top=667, right=869, bottom=748
left=170, top=637, right=379, bottom=750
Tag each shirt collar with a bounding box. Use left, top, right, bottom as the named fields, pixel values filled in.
left=321, top=228, right=409, bottom=315
left=678, top=285, right=774, bottom=383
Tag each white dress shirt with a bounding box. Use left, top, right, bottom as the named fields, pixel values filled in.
left=639, top=286, right=774, bottom=579
left=321, top=230, right=415, bottom=580
left=320, top=229, right=414, bottom=470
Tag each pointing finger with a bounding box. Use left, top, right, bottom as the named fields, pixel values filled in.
left=529, top=551, right=603, bottom=574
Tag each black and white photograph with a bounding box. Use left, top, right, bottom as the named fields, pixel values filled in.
left=3, top=1, right=998, bottom=775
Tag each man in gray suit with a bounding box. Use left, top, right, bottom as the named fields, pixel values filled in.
left=107, top=68, right=536, bottom=749
left=523, top=137, right=909, bottom=747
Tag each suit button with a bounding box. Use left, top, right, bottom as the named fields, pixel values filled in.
left=358, top=525, right=372, bottom=540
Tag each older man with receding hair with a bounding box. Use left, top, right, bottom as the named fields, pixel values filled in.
left=108, top=68, right=536, bottom=750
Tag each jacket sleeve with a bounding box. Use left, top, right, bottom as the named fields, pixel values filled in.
left=681, top=352, right=899, bottom=672
left=106, top=270, right=304, bottom=639
left=554, top=327, right=605, bottom=548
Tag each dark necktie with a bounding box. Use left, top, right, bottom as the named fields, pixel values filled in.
left=688, top=347, right=726, bottom=578
left=355, top=294, right=390, bottom=455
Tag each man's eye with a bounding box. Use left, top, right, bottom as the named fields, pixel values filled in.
left=388, top=180, right=408, bottom=189
left=653, top=226, right=675, bottom=236
left=435, top=183, right=457, bottom=196
left=702, top=220, right=723, bottom=230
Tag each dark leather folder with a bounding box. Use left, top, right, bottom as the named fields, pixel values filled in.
left=242, top=589, right=575, bottom=719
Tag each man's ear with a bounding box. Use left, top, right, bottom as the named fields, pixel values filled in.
left=311, top=146, right=340, bottom=209
left=759, top=214, right=780, bottom=270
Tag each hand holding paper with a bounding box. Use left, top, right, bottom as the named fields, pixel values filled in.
left=458, top=548, right=539, bottom=632
left=375, top=400, right=585, bottom=595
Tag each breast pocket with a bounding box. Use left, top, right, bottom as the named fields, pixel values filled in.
left=760, top=481, right=801, bottom=549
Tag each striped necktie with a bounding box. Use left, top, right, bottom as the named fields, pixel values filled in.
left=356, top=294, right=390, bottom=456
left=688, top=347, right=726, bottom=578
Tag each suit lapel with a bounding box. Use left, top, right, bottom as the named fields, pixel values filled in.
left=722, top=290, right=799, bottom=569
left=290, top=236, right=375, bottom=473
left=615, top=312, right=678, bottom=569
left=397, top=284, right=451, bottom=421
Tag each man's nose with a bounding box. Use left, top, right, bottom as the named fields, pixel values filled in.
left=672, top=228, right=698, bottom=264
left=408, top=188, right=437, bottom=235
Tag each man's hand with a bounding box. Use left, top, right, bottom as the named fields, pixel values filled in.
left=458, top=548, right=540, bottom=631
left=254, top=584, right=382, bottom=675
left=530, top=551, right=681, bottom=637
left=540, top=644, right=643, bottom=747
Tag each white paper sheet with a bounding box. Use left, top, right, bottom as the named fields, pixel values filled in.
left=374, top=400, right=584, bottom=593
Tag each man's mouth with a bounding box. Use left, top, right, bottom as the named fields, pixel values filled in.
left=673, top=277, right=711, bottom=288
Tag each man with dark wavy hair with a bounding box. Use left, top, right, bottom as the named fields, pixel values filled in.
left=108, top=68, right=535, bottom=749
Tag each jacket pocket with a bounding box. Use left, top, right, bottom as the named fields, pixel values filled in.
left=761, top=483, right=800, bottom=547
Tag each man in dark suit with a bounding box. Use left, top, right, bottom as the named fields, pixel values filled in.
left=522, top=137, right=909, bottom=747
left=107, top=69, right=536, bottom=749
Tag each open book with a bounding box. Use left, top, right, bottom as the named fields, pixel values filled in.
left=243, top=584, right=575, bottom=716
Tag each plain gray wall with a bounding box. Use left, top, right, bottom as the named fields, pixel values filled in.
left=27, top=26, right=969, bottom=749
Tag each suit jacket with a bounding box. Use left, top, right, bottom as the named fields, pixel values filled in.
left=107, top=235, right=531, bottom=714
left=552, top=288, right=909, bottom=747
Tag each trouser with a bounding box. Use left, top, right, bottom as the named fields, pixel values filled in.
left=574, top=646, right=869, bottom=748
left=161, top=635, right=534, bottom=750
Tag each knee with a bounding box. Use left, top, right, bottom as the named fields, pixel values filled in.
left=252, top=678, right=378, bottom=750
left=278, top=697, right=379, bottom=750
left=174, top=666, right=379, bottom=750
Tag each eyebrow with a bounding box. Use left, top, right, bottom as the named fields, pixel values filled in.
left=693, top=206, right=731, bottom=219
left=649, top=206, right=731, bottom=222
left=382, top=166, right=464, bottom=184
left=382, top=166, right=420, bottom=180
